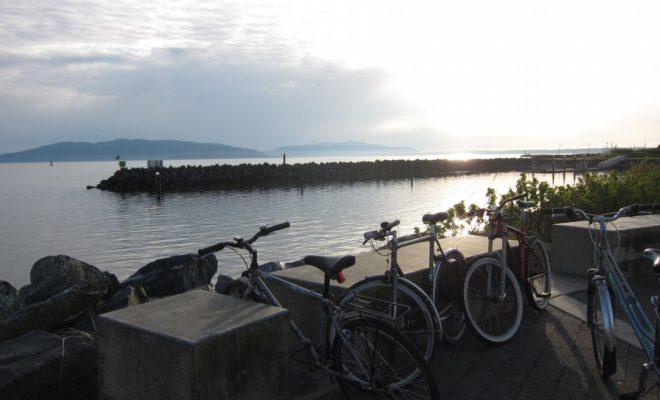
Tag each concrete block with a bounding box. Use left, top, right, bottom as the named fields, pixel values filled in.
left=97, top=290, right=292, bottom=400
left=551, top=214, right=660, bottom=277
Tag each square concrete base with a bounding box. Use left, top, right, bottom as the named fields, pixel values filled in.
left=97, top=290, right=292, bottom=400
left=551, top=214, right=660, bottom=277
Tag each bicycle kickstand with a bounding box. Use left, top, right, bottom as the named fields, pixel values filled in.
left=620, top=363, right=659, bottom=400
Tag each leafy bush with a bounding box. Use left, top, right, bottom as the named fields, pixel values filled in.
left=422, top=163, right=659, bottom=241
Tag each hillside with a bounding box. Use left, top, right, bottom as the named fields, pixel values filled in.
left=0, top=139, right=267, bottom=162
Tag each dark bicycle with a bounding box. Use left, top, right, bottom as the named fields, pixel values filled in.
left=462, top=193, right=551, bottom=344
left=198, top=222, right=440, bottom=399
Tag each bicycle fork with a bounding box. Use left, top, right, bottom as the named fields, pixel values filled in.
left=487, top=230, right=509, bottom=302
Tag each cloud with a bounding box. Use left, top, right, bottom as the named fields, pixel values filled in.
left=0, top=43, right=415, bottom=152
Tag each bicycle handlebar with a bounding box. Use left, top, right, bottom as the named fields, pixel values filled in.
left=467, top=193, right=529, bottom=218
left=499, top=193, right=527, bottom=208
left=543, top=203, right=660, bottom=223
left=380, top=220, right=400, bottom=231
left=198, top=221, right=290, bottom=256
left=259, top=221, right=291, bottom=235
left=363, top=219, right=399, bottom=245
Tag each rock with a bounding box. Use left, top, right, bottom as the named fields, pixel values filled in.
left=0, top=330, right=96, bottom=400
left=0, top=281, right=17, bottom=320
left=215, top=274, right=235, bottom=295
left=121, top=253, right=217, bottom=297
left=0, top=286, right=105, bottom=341
left=0, top=256, right=119, bottom=341
left=18, top=255, right=119, bottom=308
left=94, top=285, right=149, bottom=315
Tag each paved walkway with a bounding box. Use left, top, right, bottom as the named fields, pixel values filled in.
left=314, top=272, right=660, bottom=400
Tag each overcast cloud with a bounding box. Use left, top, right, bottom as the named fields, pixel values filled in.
left=1, top=0, right=659, bottom=153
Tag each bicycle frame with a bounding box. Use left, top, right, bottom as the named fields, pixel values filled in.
left=548, top=203, right=660, bottom=395
left=485, top=215, right=511, bottom=300
left=382, top=229, right=446, bottom=318
left=248, top=267, right=375, bottom=385
left=591, top=219, right=657, bottom=371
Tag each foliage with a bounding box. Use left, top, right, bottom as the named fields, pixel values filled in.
left=418, top=163, right=660, bottom=241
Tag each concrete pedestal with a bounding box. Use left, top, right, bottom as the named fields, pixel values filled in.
left=550, top=214, right=660, bottom=277
left=97, top=290, right=292, bottom=400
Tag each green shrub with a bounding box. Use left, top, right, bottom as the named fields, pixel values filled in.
left=425, top=163, right=659, bottom=241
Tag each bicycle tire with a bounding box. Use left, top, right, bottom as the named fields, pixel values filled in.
left=433, top=249, right=467, bottom=344
left=335, top=276, right=438, bottom=361
left=588, top=278, right=617, bottom=379
left=333, top=317, right=440, bottom=400
left=525, top=238, right=551, bottom=311
left=461, top=255, right=523, bottom=345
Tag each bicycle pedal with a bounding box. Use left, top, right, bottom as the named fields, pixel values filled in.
left=537, top=291, right=551, bottom=298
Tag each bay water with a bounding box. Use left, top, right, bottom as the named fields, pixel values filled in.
left=0, top=155, right=573, bottom=288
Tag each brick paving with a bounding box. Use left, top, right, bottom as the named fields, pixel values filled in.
left=315, top=305, right=660, bottom=399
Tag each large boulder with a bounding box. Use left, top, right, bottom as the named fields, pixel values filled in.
left=0, top=282, right=17, bottom=320
left=0, top=286, right=104, bottom=341
left=18, top=255, right=119, bottom=309
left=0, top=330, right=96, bottom=400
left=0, top=256, right=119, bottom=341
left=121, top=253, right=217, bottom=297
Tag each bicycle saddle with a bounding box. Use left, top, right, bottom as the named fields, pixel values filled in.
left=422, top=212, right=449, bottom=224
left=516, top=200, right=535, bottom=209
left=643, top=248, right=660, bottom=274
left=303, top=255, right=355, bottom=278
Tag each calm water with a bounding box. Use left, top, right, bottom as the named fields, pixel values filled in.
left=0, top=156, right=574, bottom=288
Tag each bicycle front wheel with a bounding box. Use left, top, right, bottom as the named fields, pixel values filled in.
left=433, top=250, right=467, bottom=344
left=336, top=277, right=438, bottom=361
left=588, top=278, right=617, bottom=379
left=333, top=318, right=440, bottom=400
left=525, top=238, right=552, bottom=311
left=461, top=255, right=523, bottom=345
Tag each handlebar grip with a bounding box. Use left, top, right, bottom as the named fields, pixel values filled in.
left=380, top=220, right=400, bottom=231
left=467, top=209, right=485, bottom=218
left=261, top=222, right=290, bottom=234
left=500, top=193, right=527, bottom=207
left=198, top=242, right=225, bottom=256
left=543, top=207, right=577, bottom=219
left=363, top=230, right=380, bottom=245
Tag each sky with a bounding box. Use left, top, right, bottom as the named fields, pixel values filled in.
left=1, top=0, right=659, bottom=154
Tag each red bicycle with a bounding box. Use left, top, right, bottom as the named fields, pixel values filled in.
left=461, top=193, right=552, bottom=344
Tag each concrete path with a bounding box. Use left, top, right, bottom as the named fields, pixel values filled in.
left=309, top=263, right=660, bottom=399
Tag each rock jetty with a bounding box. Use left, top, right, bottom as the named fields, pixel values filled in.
left=96, top=158, right=531, bottom=192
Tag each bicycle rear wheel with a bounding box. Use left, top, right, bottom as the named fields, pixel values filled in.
left=333, top=318, right=440, bottom=400
left=525, top=238, right=551, bottom=311
left=336, top=277, right=438, bottom=361
left=461, top=255, right=523, bottom=345
left=433, top=250, right=467, bottom=344
left=588, top=277, right=617, bottom=379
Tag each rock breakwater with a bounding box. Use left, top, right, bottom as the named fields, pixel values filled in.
left=96, top=158, right=530, bottom=192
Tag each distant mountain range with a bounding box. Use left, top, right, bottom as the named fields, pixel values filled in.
left=0, top=139, right=418, bottom=163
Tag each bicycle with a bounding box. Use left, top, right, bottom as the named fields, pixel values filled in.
left=335, top=216, right=467, bottom=362
left=198, top=222, right=440, bottom=399
left=545, top=203, right=660, bottom=399
left=461, top=193, right=551, bottom=344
